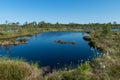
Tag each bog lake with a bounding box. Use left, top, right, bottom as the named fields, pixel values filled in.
left=0, top=32, right=101, bottom=68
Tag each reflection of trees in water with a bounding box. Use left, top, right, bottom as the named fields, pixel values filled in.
left=0, top=46, right=2, bottom=52
left=39, top=32, right=75, bottom=38
left=0, top=46, right=3, bottom=57
left=3, top=45, right=12, bottom=54
left=90, top=47, right=101, bottom=59
left=35, top=34, right=39, bottom=38
left=0, top=45, right=13, bottom=56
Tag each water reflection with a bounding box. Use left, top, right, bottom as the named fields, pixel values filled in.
left=0, top=32, right=101, bottom=68
left=0, top=45, right=12, bottom=57
left=112, top=28, right=120, bottom=31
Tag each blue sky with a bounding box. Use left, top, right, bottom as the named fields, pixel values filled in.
left=0, top=0, right=120, bottom=24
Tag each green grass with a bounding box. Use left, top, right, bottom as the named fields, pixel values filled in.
left=0, top=57, right=42, bottom=80
left=0, top=57, right=94, bottom=80
left=45, top=62, right=93, bottom=80
left=0, top=27, right=85, bottom=40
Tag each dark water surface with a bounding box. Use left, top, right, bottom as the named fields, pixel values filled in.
left=0, top=32, right=100, bottom=68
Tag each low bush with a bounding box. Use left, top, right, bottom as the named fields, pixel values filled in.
left=0, top=58, right=41, bottom=80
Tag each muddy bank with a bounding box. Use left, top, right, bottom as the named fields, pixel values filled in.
left=0, top=40, right=27, bottom=46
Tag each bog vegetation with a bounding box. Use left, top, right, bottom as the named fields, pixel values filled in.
left=0, top=21, right=120, bottom=80
left=0, top=21, right=119, bottom=39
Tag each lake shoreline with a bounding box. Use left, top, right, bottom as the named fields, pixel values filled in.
left=0, top=30, right=119, bottom=80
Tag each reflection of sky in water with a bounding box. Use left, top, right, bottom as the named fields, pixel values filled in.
left=0, top=32, right=101, bottom=68
left=112, top=28, right=120, bottom=31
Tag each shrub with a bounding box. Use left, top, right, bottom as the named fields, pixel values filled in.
left=89, top=40, right=96, bottom=48
left=18, top=38, right=28, bottom=42
left=102, top=24, right=111, bottom=34
left=77, top=62, right=91, bottom=80
left=78, top=62, right=90, bottom=73
left=0, top=32, right=4, bottom=35
left=0, top=58, right=41, bottom=80
left=83, top=36, right=91, bottom=41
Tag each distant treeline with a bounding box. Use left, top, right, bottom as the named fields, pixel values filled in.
left=0, top=21, right=120, bottom=29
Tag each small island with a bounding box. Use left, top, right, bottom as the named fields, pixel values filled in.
left=54, top=40, right=76, bottom=45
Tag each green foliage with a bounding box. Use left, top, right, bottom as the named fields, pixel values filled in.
left=60, top=71, right=79, bottom=80
left=31, top=62, right=39, bottom=68
left=46, top=62, right=92, bottom=80
left=89, top=40, right=96, bottom=48
left=83, top=36, right=91, bottom=41
left=0, top=32, right=4, bottom=35
left=77, top=62, right=91, bottom=80
left=78, top=62, right=90, bottom=73
left=18, top=38, right=28, bottom=42
left=102, top=24, right=111, bottom=34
